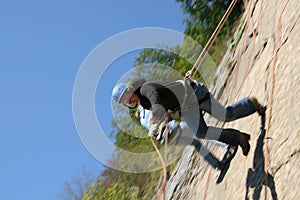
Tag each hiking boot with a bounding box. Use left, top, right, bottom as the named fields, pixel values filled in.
left=249, top=97, right=266, bottom=116
left=239, top=132, right=251, bottom=156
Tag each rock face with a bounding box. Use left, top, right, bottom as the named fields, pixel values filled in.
left=163, top=0, right=300, bottom=199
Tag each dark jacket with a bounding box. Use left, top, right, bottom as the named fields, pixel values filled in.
left=128, top=78, right=185, bottom=120
left=128, top=78, right=210, bottom=121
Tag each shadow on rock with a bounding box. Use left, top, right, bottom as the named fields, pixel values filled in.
left=245, top=113, right=278, bottom=200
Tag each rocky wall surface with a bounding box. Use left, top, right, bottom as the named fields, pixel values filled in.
left=163, top=0, right=300, bottom=199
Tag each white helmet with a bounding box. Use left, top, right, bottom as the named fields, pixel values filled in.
left=112, top=83, right=128, bottom=103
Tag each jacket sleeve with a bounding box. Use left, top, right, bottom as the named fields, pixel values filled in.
left=140, top=84, right=166, bottom=121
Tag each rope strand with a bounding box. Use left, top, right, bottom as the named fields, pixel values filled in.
left=265, top=1, right=289, bottom=199
left=150, top=137, right=167, bottom=200
left=191, top=0, right=239, bottom=79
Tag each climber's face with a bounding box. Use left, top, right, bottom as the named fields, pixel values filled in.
left=120, top=92, right=139, bottom=105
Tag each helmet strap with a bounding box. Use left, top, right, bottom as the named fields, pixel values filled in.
left=123, top=104, right=138, bottom=109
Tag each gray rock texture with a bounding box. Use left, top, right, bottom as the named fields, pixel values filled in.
left=161, top=0, right=300, bottom=199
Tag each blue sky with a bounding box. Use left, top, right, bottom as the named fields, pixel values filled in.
left=0, top=1, right=186, bottom=199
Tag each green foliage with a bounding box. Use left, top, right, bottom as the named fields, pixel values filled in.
left=82, top=168, right=163, bottom=200
left=176, top=0, right=244, bottom=66
left=176, top=0, right=244, bottom=43
left=82, top=180, right=139, bottom=200
left=265, top=61, right=271, bottom=71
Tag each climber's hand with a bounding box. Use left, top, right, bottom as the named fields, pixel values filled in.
left=148, top=123, right=158, bottom=138
left=185, top=70, right=192, bottom=79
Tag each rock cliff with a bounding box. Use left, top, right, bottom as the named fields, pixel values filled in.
left=163, top=0, right=300, bottom=199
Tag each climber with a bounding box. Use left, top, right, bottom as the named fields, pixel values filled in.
left=112, top=73, right=265, bottom=156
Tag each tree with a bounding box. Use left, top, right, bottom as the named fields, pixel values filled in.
left=175, top=0, right=244, bottom=45
left=59, top=166, right=96, bottom=200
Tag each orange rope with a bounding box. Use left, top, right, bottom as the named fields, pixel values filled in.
left=190, top=0, right=239, bottom=79
left=190, top=1, right=241, bottom=198
left=203, top=146, right=219, bottom=200
left=151, top=0, right=277, bottom=198
left=203, top=165, right=213, bottom=200
left=195, top=1, right=265, bottom=198
left=199, top=1, right=256, bottom=197
left=235, top=0, right=264, bottom=99
left=228, top=0, right=250, bottom=103
left=190, top=0, right=289, bottom=199
left=265, top=1, right=289, bottom=199
left=150, top=118, right=169, bottom=200
left=150, top=137, right=167, bottom=200
left=193, top=145, right=219, bottom=200
left=154, top=1, right=241, bottom=198
left=193, top=162, right=210, bottom=200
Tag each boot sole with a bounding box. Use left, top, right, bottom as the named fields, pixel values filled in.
left=241, top=133, right=250, bottom=156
